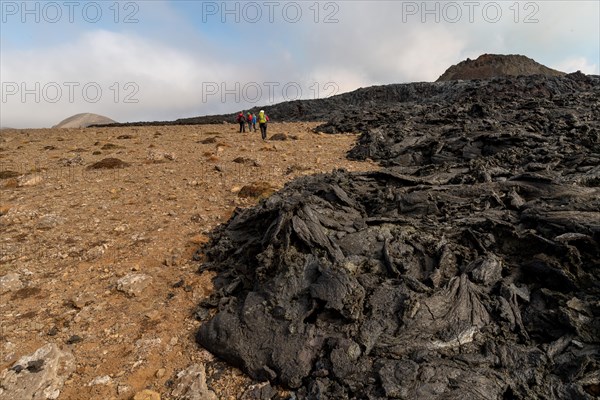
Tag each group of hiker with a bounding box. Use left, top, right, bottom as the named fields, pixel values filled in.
left=236, top=110, right=269, bottom=140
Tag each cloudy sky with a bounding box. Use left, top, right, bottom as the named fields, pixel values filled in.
left=1, top=0, right=598, bottom=128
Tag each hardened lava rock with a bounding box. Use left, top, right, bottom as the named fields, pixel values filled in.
left=196, top=73, right=600, bottom=399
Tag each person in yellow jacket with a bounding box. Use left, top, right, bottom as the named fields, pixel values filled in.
left=258, top=110, right=269, bottom=140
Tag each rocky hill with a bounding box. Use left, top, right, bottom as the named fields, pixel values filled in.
left=53, top=113, right=116, bottom=128
left=437, top=54, right=565, bottom=81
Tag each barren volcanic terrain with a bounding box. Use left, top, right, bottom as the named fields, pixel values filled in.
left=0, top=123, right=375, bottom=399
left=1, top=59, right=599, bottom=400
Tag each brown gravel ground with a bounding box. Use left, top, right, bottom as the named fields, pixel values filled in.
left=0, top=122, right=377, bottom=399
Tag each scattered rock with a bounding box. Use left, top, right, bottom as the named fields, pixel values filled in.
left=10, top=286, right=42, bottom=300
left=163, top=250, right=182, bottom=267
left=269, top=133, right=288, bottom=141
left=241, top=382, right=277, bottom=400
left=0, top=273, right=23, bottom=294
left=189, top=234, right=209, bottom=245
left=193, top=307, right=211, bottom=321
left=285, top=164, right=311, bottom=175
left=116, top=273, right=152, bottom=297
left=69, top=293, right=94, bottom=309
left=18, top=174, right=43, bottom=187
left=0, top=170, right=20, bottom=180
left=170, top=363, right=217, bottom=400
left=190, top=214, right=207, bottom=223
left=232, top=156, right=256, bottom=164
left=199, top=137, right=218, bottom=144
left=66, top=335, right=82, bottom=345
left=87, top=158, right=130, bottom=170
left=147, top=149, right=175, bottom=163
left=2, top=178, right=18, bottom=188
left=60, top=154, right=83, bottom=166
left=100, top=143, right=120, bottom=150
left=0, top=343, right=75, bottom=400
left=260, top=145, right=276, bottom=152
left=84, top=244, right=107, bottom=261
left=0, top=204, right=11, bottom=216
left=145, top=310, right=160, bottom=321
left=36, top=214, right=64, bottom=230
left=87, top=375, right=112, bottom=386
left=133, top=389, right=161, bottom=400
left=117, top=384, right=131, bottom=395
left=237, top=182, right=276, bottom=199
left=172, top=279, right=185, bottom=289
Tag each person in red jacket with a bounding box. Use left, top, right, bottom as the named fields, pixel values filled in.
left=236, top=111, right=246, bottom=133
left=247, top=112, right=253, bottom=132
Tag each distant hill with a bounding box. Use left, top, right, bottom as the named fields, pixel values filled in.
left=436, top=54, right=565, bottom=81
left=53, top=113, right=116, bottom=128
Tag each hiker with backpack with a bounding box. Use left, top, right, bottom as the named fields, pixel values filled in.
left=247, top=112, right=253, bottom=132
left=252, top=113, right=257, bottom=132
left=236, top=111, right=246, bottom=133
left=258, top=110, right=269, bottom=140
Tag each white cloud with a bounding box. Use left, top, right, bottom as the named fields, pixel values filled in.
left=1, top=1, right=598, bottom=128
left=0, top=30, right=247, bottom=128
left=554, top=57, right=599, bottom=74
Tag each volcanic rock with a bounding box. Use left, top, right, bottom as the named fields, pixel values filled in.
left=269, top=133, right=288, bottom=141
left=0, top=171, right=20, bottom=180
left=87, top=158, right=130, bottom=170
left=196, top=72, right=600, bottom=399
